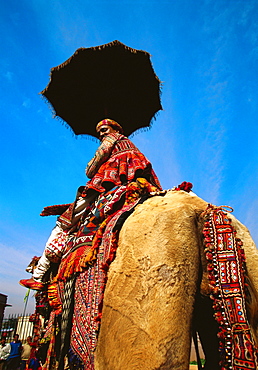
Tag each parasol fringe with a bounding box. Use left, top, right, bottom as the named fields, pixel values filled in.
left=40, top=93, right=162, bottom=140
left=129, top=127, right=150, bottom=138
left=40, top=93, right=75, bottom=137
left=54, top=40, right=151, bottom=72
left=41, top=92, right=162, bottom=140
left=55, top=115, right=99, bottom=142
left=40, top=93, right=58, bottom=123
left=129, top=109, right=162, bottom=138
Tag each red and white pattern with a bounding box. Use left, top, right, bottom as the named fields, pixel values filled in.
left=85, top=133, right=161, bottom=192
left=202, top=205, right=258, bottom=369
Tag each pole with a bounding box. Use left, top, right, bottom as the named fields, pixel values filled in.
left=19, top=289, right=30, bottom=340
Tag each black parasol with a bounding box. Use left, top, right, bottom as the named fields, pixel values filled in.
left=41, top=40, right=162, bottom=138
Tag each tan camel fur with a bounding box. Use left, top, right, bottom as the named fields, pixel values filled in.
left=95, top=190, right=258, bottom=370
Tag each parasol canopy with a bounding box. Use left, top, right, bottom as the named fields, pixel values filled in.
left=41, top=40, right=162, bottom=138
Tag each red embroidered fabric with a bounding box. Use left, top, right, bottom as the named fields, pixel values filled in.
left=85, top=133, right=161, bottom=192
left=202, top=205, right=258, bottom=369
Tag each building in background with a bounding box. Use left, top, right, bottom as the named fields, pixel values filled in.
left=0, top=294, right=11, bottom=331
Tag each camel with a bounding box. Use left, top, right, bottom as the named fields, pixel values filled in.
left=30, top=190, right=258, bottom=370
left=93, top=190, right=258, bottom=370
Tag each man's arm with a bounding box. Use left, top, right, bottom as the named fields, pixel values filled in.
left=86, top=133, right=120, bottom=178
left=1, top=343, right=11, bottom=360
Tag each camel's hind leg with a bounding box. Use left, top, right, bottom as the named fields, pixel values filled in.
left=193, top=293, right=220, bottom=370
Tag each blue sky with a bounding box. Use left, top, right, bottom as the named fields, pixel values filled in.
left=0, top=0, right=257, bottom=314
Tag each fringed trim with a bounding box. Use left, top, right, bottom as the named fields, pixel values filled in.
left=39, top=93, right=76, bottom=137
left=48, top=277, right=62, bottom=315
left=128, top=104, right=163, bottom=138
left=57, top=217, right=111, bottom=281
left=48, top=40, right=152, bottom=74
left=56, top=246, right=97, bottom=282
left=55, top=220, right=111, bottom=282
left=201, top=204, right=258, bottom=369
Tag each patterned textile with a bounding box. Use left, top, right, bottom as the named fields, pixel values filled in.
left=58, top=202, right=76, bottom=228
left=58, top=276, right=76, bottom=370
left=55, top=181, right=157, bottom=283
left=45, top=230, right=68, bottom=263
left=202, top=205, right=258, bottom=369
left=46, top=185, right=137, bottom=316
left=42, top=313, right=58, bottom=370
left=85, top=132, right=162, bottom=192
left=45, top=179, right=158, bottom=369
left=45, top=133, right=161, bottom=229
left=46, top=186, right=87, bottom=228
left=70, top=198, right=141, bottom=368
left=41, top=311, right=57, bottom=344
left=55, top=185, right=128, bottom=281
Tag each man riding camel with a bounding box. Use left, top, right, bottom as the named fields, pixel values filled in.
left=20, top=119, right=161, bottom=290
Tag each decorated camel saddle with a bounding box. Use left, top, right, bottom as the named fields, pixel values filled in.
left=25, top=183, right=258, bottom=370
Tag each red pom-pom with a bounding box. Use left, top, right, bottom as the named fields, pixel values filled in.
left=174, top=181, right=193, bottom=192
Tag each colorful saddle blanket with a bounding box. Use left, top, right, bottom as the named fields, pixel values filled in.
left=44, top=179, right=158, bottom=369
